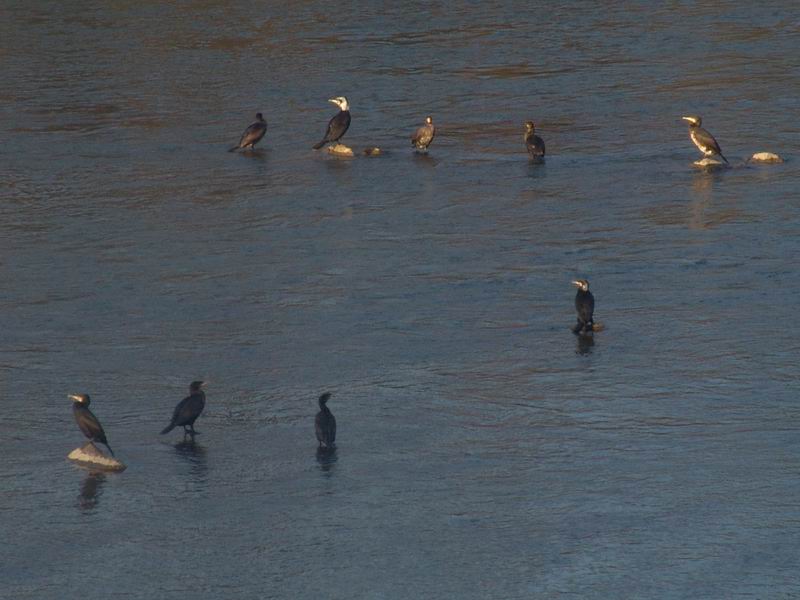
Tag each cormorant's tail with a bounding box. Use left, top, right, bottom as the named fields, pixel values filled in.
left=312, top=140, right=326, bottom=150
left=719, top=153, right=729, bottom=164
left=160, top=423, right=175, bottom=435
left=103, top=442, right=115, bottom=457
left=228, top=145, right=240, bottom=153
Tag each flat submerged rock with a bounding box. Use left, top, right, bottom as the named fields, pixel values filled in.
left=327, top=143, right=354, bottom=157
left=68, top=442, right=126, bottom=472
left=693, top=157, right=729, bottom=170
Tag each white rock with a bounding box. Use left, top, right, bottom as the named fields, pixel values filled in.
left=749, top=152, right=784, bottom=163
left=68, top=442, right=126, bottom=472
left=327, top=143, right=354, bottom=157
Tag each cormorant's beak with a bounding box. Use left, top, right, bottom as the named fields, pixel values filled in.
left=681, top=116, right=693, bottom=123
left=571, top=280, right=581, bottom=287
left=328, top=98, right=338, bottom=105
left=68, top=394, right=81, bottom=403
left=200, top=382, right=208, bottom=388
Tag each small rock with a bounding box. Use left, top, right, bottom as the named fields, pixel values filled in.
left=749, top=152, right=784, bottom=164
left=363, top=147, right=382, bottom=156
left=68, top=442, right=126, bottom=472
left=327, top=143, right=354, bottom=157
left=693, top=157, right=728, bottom=170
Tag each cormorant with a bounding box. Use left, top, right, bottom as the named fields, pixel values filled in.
left=571, top=279, right=595, bottom=334
left=229, top=113, right=267, bottom=152
left=314, top=392, right=336, bottom=449
left=69, top=394, right=114, bottom=456
left=524, top=121, right=545, bottom=162
left=682, top=115, right=728, bottom=164
left=160, top=381, right=207, bottom=437
left=313, top=97, right=351, bottom=150
left=411, top=116, right=435, bottom=151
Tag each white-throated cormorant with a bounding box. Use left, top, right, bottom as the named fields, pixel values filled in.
left=314, top=392, right=336, bottom=449
left=229, top=113, right=267, bottom=152
left=313, top=97, right=351, bottom=150
left=682, top=115, right=728, bottom=164
left=524, top=121, right=545, bottom=162
left=160, top=381, right=207, bottom=437
left=571, top=279, right=595, bottom=334
left=411, top=116, right=435, bottom=151
left=69, top=394, right=114, bottom=456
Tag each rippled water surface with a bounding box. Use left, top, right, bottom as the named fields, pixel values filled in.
left=1, top=1, right=799, bottom=598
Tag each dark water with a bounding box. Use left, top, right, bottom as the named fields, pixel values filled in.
left=1, top=1, right=799, bottom=598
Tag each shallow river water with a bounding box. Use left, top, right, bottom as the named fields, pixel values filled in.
left=1, top=1, right=799, bottom=598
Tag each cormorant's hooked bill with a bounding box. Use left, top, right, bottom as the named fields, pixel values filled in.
left=313, top=97, right=351, bottom=150
left=411, top=116, right=435, bottom=151
left=229, top=113, right=267, bottom=152
left=69, top=394, right=115, bottom=456
left=571, top=279, right=595, bottom=335
left=160, top=381, right=207, bottom=437
left=524, top=121, right=545, bottom=162
left=314, top=392, right=337, bottom=449
left=682, top=115, right=728, bottom=164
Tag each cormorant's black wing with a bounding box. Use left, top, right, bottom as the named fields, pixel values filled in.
left=325, top=111, right=351, bottom=144
left=526, top=133, right=545, bottom=158
left=691, top=127, right=722, bottom=155
left=412, top=125, right=434, bottom=149
left=576, top=292, right=595, bottom=322
left=238, top=121, right=267, bottom=148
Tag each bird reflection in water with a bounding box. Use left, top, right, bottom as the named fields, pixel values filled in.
left=689, top=171, right=716, bottom=230
left=173, top=439, right=209, bottom=482
left=78, top=471, right=106, bottom=512
left=316, top=447, right=338, bottom=474
left=413, top=152, right=438, bottom=168
left=575, top=332, right=595, bottom=356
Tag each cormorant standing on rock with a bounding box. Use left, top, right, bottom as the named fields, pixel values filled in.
left=524, top=121, right=545, bottom=162
left=229, top=113, right=267, bottom=152
left=315, top=392, right=336, bottom=449
left=682, top=115, right=728, bottom=163
left=411, top=116, right=435, bottom=151
left=313, top=97, right=351, bottom=149
left=161, top=381, right=207, bottom=437
left=572, top=279, right=595, bottom=334
left=69, top=394, right=114, bottom=456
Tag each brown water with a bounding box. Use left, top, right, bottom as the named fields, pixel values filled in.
left=1, top=2, right=799, bottom=598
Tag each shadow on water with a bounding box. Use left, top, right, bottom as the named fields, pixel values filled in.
left=526, top=159, right=546, bottom=179
left=173, top=439, right=208, bottom=481
left=78, top=471, right=106, bottom=512
left=316, top=447, right=337, bottom=475
left=575, top=332, right=595, bottom=356
left=412, top=152, right=438, bottom=168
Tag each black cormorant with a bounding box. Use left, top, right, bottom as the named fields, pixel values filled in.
left=229, top=113, right=267, bottom=152
left=314, top=392, right=336, bottom=449
left=411, top=116, right=435, bottom=151
left=160, top=381, right=207, bottom=437
left=313, top=97, right=351, bottom=150
left=69, top=394, right=114, bottom=456
left=571, top=279, right=595, bottom=334
left=524, top=121, right=545, bottom=162
left=682, top=115, right=728, bottom=164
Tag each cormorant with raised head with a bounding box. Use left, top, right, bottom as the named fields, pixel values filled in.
left=682, top=115, right=728, bottom=164
left=411, top=116, right=435, bottom=151
left=524, top=121, right=545, bottom=162
left=69, top=394, right=114, bottom=456
left=571, top=279, right=595, bottom=334
left=313, top=97, right=351, bottom=150
left=160, top=381, right=207, bottom=437
left=229, top=113, right=267, bottom=152
left=314, top=392, right=336, bottom=449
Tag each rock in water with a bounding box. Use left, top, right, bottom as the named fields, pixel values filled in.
left=327, top=143, right=354, bottom=157
left=363, top=146, right=382, bottom=156
left=749, top=152, right=784, bottom=164
left=693, top=157, right=728, bottom=170
left=68, top=442, right=126, bottom=472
